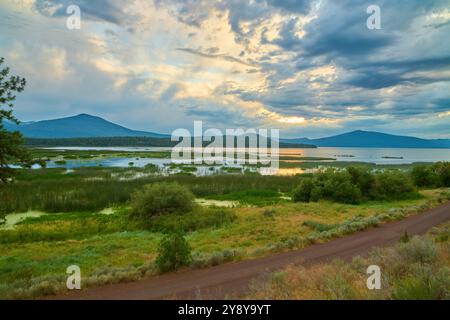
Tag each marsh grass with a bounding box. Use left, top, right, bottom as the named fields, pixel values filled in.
left=0, top=205, right=236, bottom=244
left=1, top=169, right=301, bottom=214
left=205, top=189, right=286, bottom=206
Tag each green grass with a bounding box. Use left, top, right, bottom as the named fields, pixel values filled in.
left=205, top=189, right=287, bottom=206
left=302, top=220, right=337, bottom=232
left=0, top=168, right=303, bottom=214
left=0, top=165, right=448, bottom=299
left=1, top=186, right=445, bottom=299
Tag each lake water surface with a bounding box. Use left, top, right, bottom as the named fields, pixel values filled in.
left=44, top=146, right=450, bottom=166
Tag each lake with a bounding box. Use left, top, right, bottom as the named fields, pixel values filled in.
left=43, top=146, right=450, bottom=165
left=280, top=147, right=450, bottom=164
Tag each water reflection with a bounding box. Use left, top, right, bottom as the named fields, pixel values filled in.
left=19, top=146, right=450, bottom=176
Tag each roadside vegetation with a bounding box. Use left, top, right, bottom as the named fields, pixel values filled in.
left=245, top=221, right=450, bottom=300
left=0, top=159, right=450, bottom=299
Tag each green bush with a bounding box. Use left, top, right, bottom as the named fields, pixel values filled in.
left=302, top=220, right=336, bottom=232
left=155, top=232, right=192, bottom=272
left=347, top=167, right=375, bottom=196
left=409, top=162, right=450, bottom=188
left=411, top=165, right=437, bottom=187
left=292, top=178, right=314, bottom=202
left=372, top=171, right=416, bottom=200
left=392, top=268, right=450, bottom=300
left=130, top=182, right=195, bottom=219
left=434, top=162, right=450, bottom=187
left=293, top=169, right=365, bottom=204
left=332, top=181, right=362, bottom=204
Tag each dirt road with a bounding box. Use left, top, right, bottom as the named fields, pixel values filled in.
left=55, top=201, right=450, bottom=300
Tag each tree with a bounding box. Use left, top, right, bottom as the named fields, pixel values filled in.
left=0, top=57, right=40, bottom=183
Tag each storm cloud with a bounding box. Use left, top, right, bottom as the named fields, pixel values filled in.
left=0, top=0, right=449, bottom=138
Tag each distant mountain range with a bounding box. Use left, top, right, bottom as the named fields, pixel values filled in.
left=3, top=114, right=450, bottom=148
left=3, top=114, right=169, bottom=139
left=281, top=130, right=450, bottom=149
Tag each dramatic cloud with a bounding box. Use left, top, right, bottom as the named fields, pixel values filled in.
left=0, top=0, right=449, bottom=138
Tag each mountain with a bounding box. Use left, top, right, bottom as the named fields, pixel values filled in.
left=3, top=114, right=170, bottom=139
left=282, top=130, right=450, bottom=149
left=4, top=115, right=449, bottom=148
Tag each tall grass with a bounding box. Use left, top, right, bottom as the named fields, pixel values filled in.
left=0, top=168, right=302, bottom=214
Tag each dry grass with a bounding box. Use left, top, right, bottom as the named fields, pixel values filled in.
left=244, top=221, right=450, bottom=300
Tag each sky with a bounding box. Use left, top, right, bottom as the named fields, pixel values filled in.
left=0, top=0, right=449, bottom=139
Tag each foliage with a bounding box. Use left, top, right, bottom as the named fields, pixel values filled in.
left=434, top=162, right=450, bottom=187
left=130, top=182, right=195, bottom=219
left=155, top=232, right=192, bottom=272
left=397, top=236, right=438, bottom=265
left=410, top=162, right=450, bottom=188
left=0, top=169, right=302, bottom=214
left=392, top=271, right=450, bottom=300
left=0, top=57, right=43, bottom=184
left=293, top=167, right=417, bottom=204
left=372, top=170, right=416, bottom=200
left=411, top=165, right=438, bottom=187
left=292, top=178, right=314, bottom=202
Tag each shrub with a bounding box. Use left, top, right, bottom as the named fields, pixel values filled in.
left=293, top=170, right=362, bottom=204
left=397, top=237, right=438, bottom=265
left=302, top=220, right=336, bottom=232
left=411, top=165, right=437, bottom=187
left=434, top=162, right=450, bottom=187
left=155, top=232, right=192, bottom=272
left=292, top=178, right=314, bottom=202
left=130, top=182, right=195, bottom=219
left=373, top=171, right=416, bottom=200
left=347, top=167, right=375, bottom=196
left=392, top=268, right=450, bottom=300
left=293, top=168, right=419, bottom=204
left=332, top=180, right=362, bottom=204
